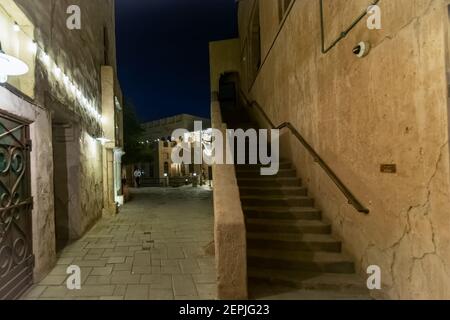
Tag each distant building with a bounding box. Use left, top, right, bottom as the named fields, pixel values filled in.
left=141, top=113, right=210, bottom=142
left=133, top=114, right=211, bottom=186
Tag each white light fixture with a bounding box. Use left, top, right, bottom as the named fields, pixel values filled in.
left=0, top=43, right=29, bottom=79
left=29, top=41, right=37, bottom=54
left=96, top=137, right=111, bottom=144
left=193, top=173, right=197, bottom=177
left=164, top=173, right=168, bottom=177
left=2, top=19, right=103, bottom=125
left=53, top=65, right=61, bottom=78
left=41, top=51, right=50, bottom=65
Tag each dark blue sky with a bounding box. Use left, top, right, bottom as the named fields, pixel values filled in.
left=115, top=0, right=238, bottom=122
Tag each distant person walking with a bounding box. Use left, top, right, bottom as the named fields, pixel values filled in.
left=134, top=168, right=142, bottom=188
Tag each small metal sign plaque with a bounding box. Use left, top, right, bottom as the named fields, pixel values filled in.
left=380, top=164, right=397, bottom=174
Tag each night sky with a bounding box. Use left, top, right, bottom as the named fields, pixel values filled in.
left=115, top=0, right=238, bottom=122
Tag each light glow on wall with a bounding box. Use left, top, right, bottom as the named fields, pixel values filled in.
left=1, top=10, right=103, bottom=124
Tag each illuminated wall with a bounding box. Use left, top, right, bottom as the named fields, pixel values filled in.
left=0, top=0, right=35, bottom=97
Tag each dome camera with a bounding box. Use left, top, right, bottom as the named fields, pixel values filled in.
left=353, top=41, right=371, bottom=58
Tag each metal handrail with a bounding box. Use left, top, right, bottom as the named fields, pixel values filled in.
left=320, top=0, right=380, bottom=54
left=239, top=92, right=369, bottom=214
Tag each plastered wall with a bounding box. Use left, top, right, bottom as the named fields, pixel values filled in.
left=238, top=0, right=450, bottom=299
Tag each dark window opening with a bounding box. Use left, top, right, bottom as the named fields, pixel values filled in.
left=103, top=26, right=110, bottom=65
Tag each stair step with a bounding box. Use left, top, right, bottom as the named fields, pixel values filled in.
left=239, top=186, right=307, bottom=196
left=247, top=233, right=341, bottom=252
left=247, top=249, right=355, bottom=273
left=244, top=206, right=322, bottom=220
left=248, top=269, right=369, bottom=295
left=241, top=195, right=314, bottom=207
left=236, top=162, right=292, bottom=170
left=236, top=168, right=296, bottom=178
left=248, top=286, right=372, bottom=300
left=246, top=218, right=331, bottom=234
left=237, top=177, right=301, bottom=187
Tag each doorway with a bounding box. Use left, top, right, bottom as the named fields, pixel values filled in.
left=52, top=122, right=81, bottom=252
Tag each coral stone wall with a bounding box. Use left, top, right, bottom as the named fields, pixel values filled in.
left=238, top=0, right=450, bottom=299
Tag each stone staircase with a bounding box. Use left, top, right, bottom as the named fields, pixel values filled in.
left=235, top=162, right=370, bottom=299
left=218, top=92, right=370, bottom=299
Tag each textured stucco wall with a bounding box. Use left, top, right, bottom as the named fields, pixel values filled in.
left=79, top=131, right=103, bottom=233
left=5, top=0, right=118, bottom=278
left=209, top=39, right=241, bottom=93
left=211, top=100, right=248, bottom=300
left=101, top=66, right=116, bottom=216
left=12, top=0, right=118, bottom=133
left=238, top=0, right=450, bottom=299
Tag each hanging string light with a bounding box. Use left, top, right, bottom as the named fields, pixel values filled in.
left=0, top=12, right=103, bottom=124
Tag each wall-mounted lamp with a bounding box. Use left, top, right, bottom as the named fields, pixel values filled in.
left=13, top=22, right=20, bottom=32
left=28, top=41, right=37, bottom=54
left=0, top=42, right=29, bottom=84
left=96, top=137, right=111, bottom=145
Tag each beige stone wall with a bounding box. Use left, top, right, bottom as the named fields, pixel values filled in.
left=101, top=66, right=117, bottom=216
left=12, top=0, right=118, bottom=124
left=211, top=100, right=248, bottom=300
left=237, top=0, right=450, bottom=299
left=79, top=131, right=103, bottom=233
left=209, top=39, right=241, bottom=93
left=1, top=0, right=119, bottom=278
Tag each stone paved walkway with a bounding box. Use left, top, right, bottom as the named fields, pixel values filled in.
left=23, top=186, right=216, bottom=300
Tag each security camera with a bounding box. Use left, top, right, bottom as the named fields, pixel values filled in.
left=353, top=42, right=371, bottom=58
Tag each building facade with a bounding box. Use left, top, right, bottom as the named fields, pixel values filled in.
left=136, top=114, right=211, bottom=186
left=0, top=0, right=123, bottom=299
left=210, top=0, right=450, bottom=299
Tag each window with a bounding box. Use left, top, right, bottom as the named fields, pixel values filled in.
left=278, top=0, right=292, bottom=23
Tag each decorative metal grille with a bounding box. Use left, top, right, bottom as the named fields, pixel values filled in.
left=0, top=112, right=33, bottom=300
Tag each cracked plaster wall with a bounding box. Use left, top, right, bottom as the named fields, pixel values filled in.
left=238, top=0, right=450, bottom=299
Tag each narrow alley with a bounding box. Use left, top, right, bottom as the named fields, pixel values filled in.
left=23, top=187, right=216, bottom=300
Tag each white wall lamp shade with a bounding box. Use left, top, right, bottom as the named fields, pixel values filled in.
left=0, top=43, right=29, bottom=78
